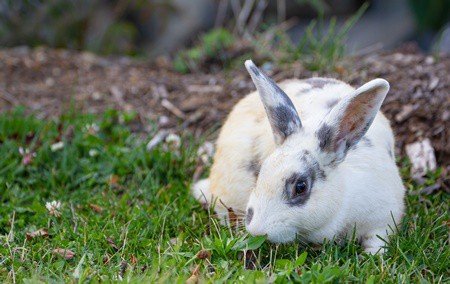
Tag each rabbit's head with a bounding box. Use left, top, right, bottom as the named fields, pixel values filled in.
left=244, top=60, right=389, bottom=243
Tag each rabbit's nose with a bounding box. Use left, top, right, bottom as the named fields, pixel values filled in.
left=246, top=207, right=254, bottom=225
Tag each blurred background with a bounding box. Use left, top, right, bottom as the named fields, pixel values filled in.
left=0, top=0, right=449, bottom=169
left=1, top=0, right=449, bottom=58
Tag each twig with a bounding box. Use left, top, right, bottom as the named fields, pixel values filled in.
left=277, top=0, right=286, bottom=23
left=237, top=0, right=255, bottom=35
left=215, top=0, right=229, bottom=28
left=146, top=130, right=169, bottom=151
left=230, top=0, right=242, bottom=34
left=70, top=203, right=78, bottom=233
left=247, top=0, right=269, bottom=34
left=6, top=212, right=16, bottom=284
left=161, top=99, right=186, bottom=119
left=0, top=89, right=17, bottom=105
left=261, top=17, right=298, bottom=42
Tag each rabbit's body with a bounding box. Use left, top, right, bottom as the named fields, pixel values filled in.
left=193, top=62, right=405, bottom=254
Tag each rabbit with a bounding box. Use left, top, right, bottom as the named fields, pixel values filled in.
left=192, top=60, right=405, bottom=254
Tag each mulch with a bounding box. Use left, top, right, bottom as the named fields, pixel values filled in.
left=1, top=45, right=448, bottom=168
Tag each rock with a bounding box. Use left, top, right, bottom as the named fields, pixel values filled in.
left=146, top=130, right=169, bottom=151
left=405, top=139, right=437, bottom=182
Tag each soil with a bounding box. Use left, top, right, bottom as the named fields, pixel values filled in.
left=1, top=45, right=449, bottom=168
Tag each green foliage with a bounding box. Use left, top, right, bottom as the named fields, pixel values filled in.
left=173, top=28, right=237, bottom=73
left=0, top=110, right=449, bottom=282
left=0, top=0, right=171, bottom=55
left=408, top=0, right=450, bottom=31
left=174, top=2, right=367, bottom=74
left=277, top=3, right=368, bottom=72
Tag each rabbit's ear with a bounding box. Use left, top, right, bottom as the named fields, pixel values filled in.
left=317, top=79, right=389, bottom=164
left=245, top=60, right=302, bottom=145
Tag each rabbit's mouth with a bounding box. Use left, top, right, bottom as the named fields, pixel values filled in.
left=265, top=226, right=298, bottom=244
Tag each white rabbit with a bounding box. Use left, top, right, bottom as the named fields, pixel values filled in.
left=192, top=60, right=405, bottom=254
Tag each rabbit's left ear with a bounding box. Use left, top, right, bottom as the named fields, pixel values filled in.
left=245, top=60, right=302, bottom=145
left=317, top=79, right=389, bottom=164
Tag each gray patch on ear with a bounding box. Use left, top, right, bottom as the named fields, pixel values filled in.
left=327, top=98, right=340, bottom=109
left=267, top=105, right=301, bottom=140
left=317, top=123, right=333, bottom=152
left=249, top=65, right=261, bottom=77
left=247, top=62, right=302, bottom=143
left=304, top=78, right=339, bottom=89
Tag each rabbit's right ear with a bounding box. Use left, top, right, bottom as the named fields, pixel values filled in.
left=317, top=79, right=389, bottom=165
left=245, top=60, right=302, bottom=145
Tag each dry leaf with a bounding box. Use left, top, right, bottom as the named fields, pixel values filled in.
left=186, top=264, right=200, bottom=284
left=89, top=203, right=103, bottom=213
left=130, top=254, right=138, bottom=265
left=120, top=261, right=127, bottom=278
left=219, top=200, right=240, bottom=227
left=103, top=253, right=111, bottom=264
left=106, top=237, right=119, bottom=251
left=19, top=147, right=36, bottom=166
left=26, top=228, right=49, bottom=240
left=108, top=175, right=120, bottom=186
left=244, top=250, right=257, bottom=270
left=196, top=250, right=211, bottom=260
left=53, top=248, right=75, bottom=260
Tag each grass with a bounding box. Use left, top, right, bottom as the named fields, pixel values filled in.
left=0, top=109, right=448, bottom=283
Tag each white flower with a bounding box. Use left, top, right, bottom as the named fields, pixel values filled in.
left=197, top=141, right=215, bottom=164
left=50, top=141, right=64, bottom=152
left=89, top=149, right=99, bottom=157
left=84, top=123, right=100, bottom=134
left=165, top=133, right=181, bottom=147
left=46, top=200, right=62, bottom=217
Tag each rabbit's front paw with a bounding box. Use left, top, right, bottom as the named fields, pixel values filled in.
left=362, top=230, right=388, bottom=255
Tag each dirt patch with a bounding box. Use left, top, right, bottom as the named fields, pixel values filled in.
left=1, top=46, right=449, bottom=167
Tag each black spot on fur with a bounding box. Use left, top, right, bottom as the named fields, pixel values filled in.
left=301, top=150, right=326, bottom=182
left=360, top=137, right=373, bottom=147
left=304, top=78, right=338, bottom=89
left=283, top=151, right=326, bottom=206
left=317, top=123, right=333, bottom=152
left=349, top=136, right=372, bottom=151
left=246, top=207, right=254, bottom=225
left=283, top=172, right=312, bottom=206
left=247, top=157, right=261, bottom=178
left=387, top=143, right=394, bottom=159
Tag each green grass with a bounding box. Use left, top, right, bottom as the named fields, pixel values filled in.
left=0, top=109, right=448, bottom=283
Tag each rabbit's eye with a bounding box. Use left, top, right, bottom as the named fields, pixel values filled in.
left=295, top=180, right=307, bottom=195
left=285, top=175, right=311, bottom=205
left=293, top=179, right=308, bottom=198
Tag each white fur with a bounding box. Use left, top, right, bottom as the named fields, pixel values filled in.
left=192, top=60, right=405, bottom=254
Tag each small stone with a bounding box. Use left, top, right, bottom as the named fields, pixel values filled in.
left=158, top=115, right=170, bottom=127
left=45, top=77, right=55, bottom=87
left=405, top=139, right=437, bottom=182
left=428, top=77, right=439, bottom=91
left=92, top=92, right=103, bottom=101
left=425, top=56, right=435, bottom=65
